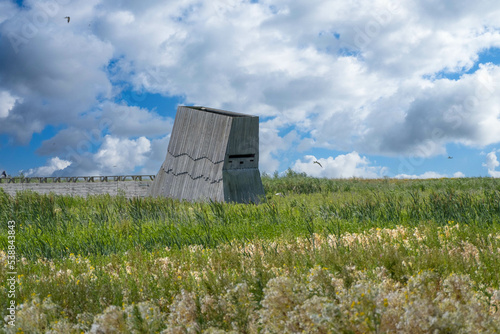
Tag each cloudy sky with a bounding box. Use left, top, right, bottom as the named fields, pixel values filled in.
left=1, top=0, right=500, bottom=179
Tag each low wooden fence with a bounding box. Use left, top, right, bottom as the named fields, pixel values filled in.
left=0, top=175, right=156, bottom=184
left=0, top=175, right=156, bottom=198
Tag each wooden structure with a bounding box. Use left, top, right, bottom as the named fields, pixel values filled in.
left=0, top=175, right=155, bottom=198
left=0, top=175, right=155, bottom=184
left=149, top=106, right=265, bottom=203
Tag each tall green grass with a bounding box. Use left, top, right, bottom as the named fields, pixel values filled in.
left=1, top=177, right=500, bottom=260
left=1, top=176, right=500, bottom=332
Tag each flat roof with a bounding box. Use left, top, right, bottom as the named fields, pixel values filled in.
left=183, top=106, right=256, bottom=118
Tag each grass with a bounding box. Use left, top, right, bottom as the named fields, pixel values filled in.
left=1, top=175, right=500, bottom=333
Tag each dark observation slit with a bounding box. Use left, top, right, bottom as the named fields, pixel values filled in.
left=228, top=154, right=255, bottom=159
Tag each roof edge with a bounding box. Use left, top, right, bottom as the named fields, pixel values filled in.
left=181, top=106, right=257, bottom=118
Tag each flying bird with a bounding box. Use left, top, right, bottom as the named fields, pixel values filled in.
left=313, top=160, right=323, bottom=168
left=448, top=156, right=453, bottom=159
left=64, top=16, right=70, bottom=23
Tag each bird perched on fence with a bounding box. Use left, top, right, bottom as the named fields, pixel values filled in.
left=64, top=16, right=70, bottom=23
left=1, top=171, right=6, bottom=178
left=313, top=160, right=323, bottom=168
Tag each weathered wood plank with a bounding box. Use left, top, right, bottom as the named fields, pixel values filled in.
left=149, top=106, right=264, bottom=203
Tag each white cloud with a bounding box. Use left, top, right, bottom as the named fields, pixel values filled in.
left=0, top=1, right=16, bottom=24
left=0, top=1, right=113, bottom=144
left=93, top=135, right=151, bottom=175
left=394, top=171, right=448, bottom=179
left=259, top=127, right=299, bottom=173
left=2, top=0, right=500, bottom=175
left=101, top=103, right=174, bottom=138
left=362, top=65, right=500, bottom=156
left=35, top=127, right=101, bottom=157
left=24, top=157, right=72, bottom=177
left=292, top=152, right=387, bottom=178
left=483, top=150, right=500, bottom=177
left=86, top=0, right=500, bottom=159
left=0, top=91, right=20, bottom=118
left=483, top=151, right=499, bottom=170
left=394, top=170, right=467, bottom=179
left=34, top=129, right=170, bottom=177
left=138, top=135, right=171, bottom=175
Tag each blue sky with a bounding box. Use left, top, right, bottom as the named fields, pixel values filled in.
left=1, top=0, right=500, bottom=178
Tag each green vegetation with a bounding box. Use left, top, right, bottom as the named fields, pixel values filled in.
left=1, top=175, right=500, bottom=333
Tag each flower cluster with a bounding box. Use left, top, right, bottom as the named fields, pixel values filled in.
left=3, top=222, right=500, bottom=333
left=5, top=268, right=500, bottom=333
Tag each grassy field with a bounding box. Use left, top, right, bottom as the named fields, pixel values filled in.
left=1, top=173, right=500, bottom=333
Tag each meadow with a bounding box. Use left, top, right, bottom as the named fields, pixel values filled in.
left=1, top=172, right=500, bottom=333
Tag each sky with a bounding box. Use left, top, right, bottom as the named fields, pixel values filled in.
left=0, top=0, right=500, bottom=179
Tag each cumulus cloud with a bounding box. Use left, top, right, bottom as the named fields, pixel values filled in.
left=34, top=135, right=154, bottom=177
left=259, top=127, right=300, bottom=173
left=292, top=152, right=387, bottom=178
left=362, top=65, right=500, bottom=156
left=35, top=127, right=100, bottom=157
left=100, top=103, right=174, bottom=138
left=24, top=157, right=72, bottom=177
left=483, top=151, right=499, bottom=170
left=394, top=171, right=465, bottom=179
left=483, top=150, right=500, bottom=177
left=1, top=0, right=500, bottom=176
left=394, top=171, right=447, bottom=179
left=0, top=1, right=16, bottom=24
left=0, top=91, right=20, bottom=118
left=93, top=135, right=151, bottom=175
left=86, top=0, right=500, bottom=161
left=0, top=0, right=113, bottom=144
left=35, top=129, right=170, bottom=177
left=137, top=135, right=171, bottom=175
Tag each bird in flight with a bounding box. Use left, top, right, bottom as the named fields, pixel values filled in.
left=448, top=156, right=453, bottom=159
left=64, top=16, right=70, bottom=23
left=313, top=160, right=323, bottom=168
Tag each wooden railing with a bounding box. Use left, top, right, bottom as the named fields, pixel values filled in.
left=0, top=175, right=156, bottom=184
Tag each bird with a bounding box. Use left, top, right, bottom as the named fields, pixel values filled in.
left=1, top=171, right=6, bottom=178
left=64, top=16, right=70, bottom=23
left=448, top=156, right=453, bottom=159
left=313, top=160, right=323, bottom=168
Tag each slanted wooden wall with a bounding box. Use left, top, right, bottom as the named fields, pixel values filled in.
left=149, top=106, right=265, bottom=203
